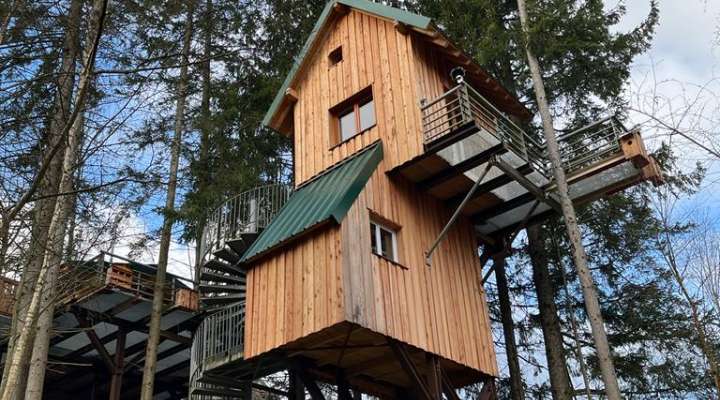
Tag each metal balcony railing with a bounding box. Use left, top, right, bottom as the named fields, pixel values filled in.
left=199, top=184, right=292, bottom=265
left=190, top=302, right=245, bottom=387
left=420, top=81, right=626, bottom=178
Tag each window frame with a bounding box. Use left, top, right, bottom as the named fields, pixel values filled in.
left=329, top=86, right=376, bottom=147
left=370, top=217, right=400, bottom=265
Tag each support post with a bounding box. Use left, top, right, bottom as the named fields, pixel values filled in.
left=493, top=252, right=524, bottom=400
left=388, top=339, right=434, bottom=400
left=108, top=329, right=126, bottom=400
left=425, top=354, right=442, bottom=400
left=288, top=370, right=304, bottom=400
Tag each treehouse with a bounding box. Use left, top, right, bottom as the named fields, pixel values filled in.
left=0, top=254, right=200, bottom=400
left=191, top=1, right=661, bottom=399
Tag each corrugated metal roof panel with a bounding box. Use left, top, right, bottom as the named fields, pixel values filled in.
left=240, top=142, right=384, bottom=264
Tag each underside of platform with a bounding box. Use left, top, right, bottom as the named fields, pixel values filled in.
left=194, top=321, right=490, bottom=399
left=393, top=110, right=661, bottom=242
left=0, top=256, right=201, bottom=400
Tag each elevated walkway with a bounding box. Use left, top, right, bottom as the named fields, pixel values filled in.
left=393, top=80, right=661, bottom=248
left=0, top=253, right=200, bottom=400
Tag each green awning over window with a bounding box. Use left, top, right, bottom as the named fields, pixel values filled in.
left=240, top=142, right=383, bottom=264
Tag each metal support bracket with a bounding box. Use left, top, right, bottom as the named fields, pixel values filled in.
left=489, top=156, right=562, bottom=213
left=425, top=162, right=493, bottom=266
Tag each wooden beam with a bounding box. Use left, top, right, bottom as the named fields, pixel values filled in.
left=73, top=311, right=115, bottom=371
left=426, top=355, right=442, bottom=400
left=447, top=163, right=533, bottom=206
left=394, top=20, right=409, bottom=35
left=440, top=369, right=461, bottom=400
left=333, top=3, right=350, bottom=15
left=285, top=87, right=299, bottom=103
left=294, top=362, right=326, bottom=400
left=491, top=156, right=562, bottom=213
left=419, top=144, right=505, bottom=190
left=108, top=329, right=126, bottom=400
left=478, top=378, right=496, bottom=400
left=388, top=339, right=433, bottom=400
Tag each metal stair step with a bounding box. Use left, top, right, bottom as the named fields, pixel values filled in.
left=191, top=386, right=248, bottom=398
left=226, top=235, right=258, bottom=257
left=213, top=246, right=240, bottom=263
left=201, top=294, right=245, bottom=306
left=200, top=271, right=244, bottom=285
left=198, top=284, right=246, bottom=294
left=203, top=258, right=243, bottom=275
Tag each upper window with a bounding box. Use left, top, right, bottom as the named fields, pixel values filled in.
left=370, top=220, right=398, bottom=263
left=329, top=46, right=343, bottom=66
left=330, top=87, right=376, bottom=144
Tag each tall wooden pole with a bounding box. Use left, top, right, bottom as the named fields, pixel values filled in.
left=139, top=3, right=194, bottom=399
left=515, top=1, right=622, bottom=399
left=493, top=254, right=525, bottom=400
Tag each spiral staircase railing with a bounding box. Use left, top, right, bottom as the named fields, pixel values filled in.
left=198, top=184, right=292, bottom=267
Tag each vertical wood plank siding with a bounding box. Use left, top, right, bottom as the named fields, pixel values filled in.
left=292, top=10, right=450, bottom=185
left=245, top=227, right=344, bottom=358
left=245, top=10, right=498, bottom=377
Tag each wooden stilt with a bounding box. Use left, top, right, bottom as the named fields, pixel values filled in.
left=425, top=354, right=442, bottom=400
left=388, top=339, right=434, bottom=400
left=108, top=329, right=126, bottom=400
left=478, top=377, right=496, bottom=400
left=337, top=371, right=353, bottom=400
left=288, top=370, right=304, bottom=400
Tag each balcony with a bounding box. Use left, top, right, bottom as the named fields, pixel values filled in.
left=394, top=81, right=661, bottom=238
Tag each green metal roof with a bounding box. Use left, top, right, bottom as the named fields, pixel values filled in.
left=240, top=141, right=384, bottom=263
left=261, top=0, right=432, bottom=128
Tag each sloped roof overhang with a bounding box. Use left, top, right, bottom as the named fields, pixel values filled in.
left=262, top=0, right=531, bottom=135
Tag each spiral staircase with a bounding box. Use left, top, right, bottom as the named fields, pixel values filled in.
left=191, top=184, right=291, bottom=398
left=196, top=184, right=291, bottom=311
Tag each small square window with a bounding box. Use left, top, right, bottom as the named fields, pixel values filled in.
left=370, top=220, right=398, bottom=263
left=329, top=46, right=343, bottom=66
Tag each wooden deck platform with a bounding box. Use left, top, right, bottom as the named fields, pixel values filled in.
left=194, top=321, right=490, bottom=399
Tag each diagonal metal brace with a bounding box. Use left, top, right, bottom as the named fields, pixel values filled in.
left=489, top=156, right=562, bottom=213
left=426, top=162, right=493, bottom=266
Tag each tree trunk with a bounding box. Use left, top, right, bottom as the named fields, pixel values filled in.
left=194, top=0, right=212, bottom=284
left=527, top=225, right=574, bottom=400
left=494, top=254, right=525, bottom=400
left=139, top=4, right=194, bottom=398
left=516, top=1, right=622, bottom=398
left=24, top=108, right=87, bottom=399
left=0, top=0, right=82, bottom=395
left=0, top=1, right=107, bottom=398
left=661, top=229, right=720, bottom=394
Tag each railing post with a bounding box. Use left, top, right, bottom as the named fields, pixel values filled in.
left=460, top=83, right=471, bottom=124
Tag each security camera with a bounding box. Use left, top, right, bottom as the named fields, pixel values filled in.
left=450, top=66, right=466, bottom=84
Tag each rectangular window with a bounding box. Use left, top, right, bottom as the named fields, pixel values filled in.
left=370, top=220, right=398, bottom=263
left=330, top=86, right=376, bottom=145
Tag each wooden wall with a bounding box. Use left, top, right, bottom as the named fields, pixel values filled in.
left=292, top=9, right=451, bottom=185
left=244, top=227, right=344, bottom=358
left=341, top=168, right=498, bottom=376
left=245, top=9, right=497, bottom=376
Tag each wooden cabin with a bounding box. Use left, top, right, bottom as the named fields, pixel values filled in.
left=191, top=1, right=660, bottom=399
